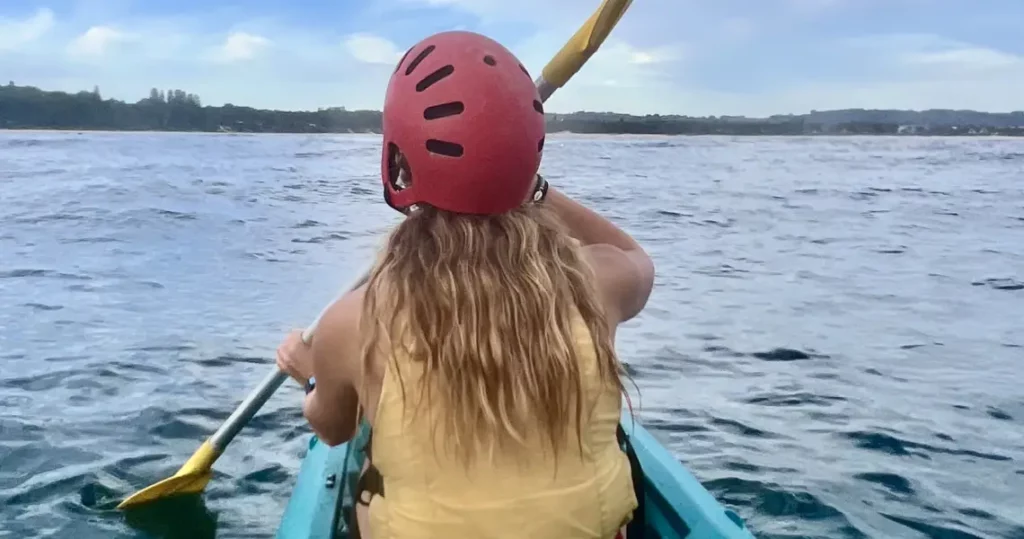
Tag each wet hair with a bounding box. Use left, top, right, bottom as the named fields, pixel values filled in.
left=358, top=201, right=627, bottom=464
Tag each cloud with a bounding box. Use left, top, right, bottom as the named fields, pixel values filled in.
left=67, top=26, right=134, bottom=58
left=842, top=33, right=1024, bottom=78
left=394, top=0, right=594, bottom=24
left=888, top=35, right=1024, bottom=73
left=0, top=8, right=55, bottom=51
left=208, top=32, right=271, bottom=63
left=904, top=47, right=1021, bottom=71
left=627, top=44, right=685, bottom=66
left=785, top=0, right=846, bottom=14
left=343, top=33, right=404, bottom=65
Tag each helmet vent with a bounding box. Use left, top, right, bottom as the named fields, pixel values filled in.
left=483, top=55, right=496, bottom=66
left=519, top=63, right=530, bottom=78
left=533, top=100, right=544, bottom=114
left=538, top=136, right=545, bottom=153
left=416, top=65, right=455, bottom=92
left=425, top=139, right=464, bottom=157
left=424, top=101, right=465, bottom=120
left=405, top=45, right=435, bottom=76
left=386, top=143, right=413, bottom=191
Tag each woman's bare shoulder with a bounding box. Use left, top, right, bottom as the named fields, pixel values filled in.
left=311, top=284, right=367, bottom=377
left=320, top=285, right=367, bottom=333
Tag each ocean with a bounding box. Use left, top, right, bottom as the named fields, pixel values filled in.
left=1, top=131, right=1022, bottom=538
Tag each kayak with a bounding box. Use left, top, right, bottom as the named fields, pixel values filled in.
left=275, top=410, right=755, bottom=539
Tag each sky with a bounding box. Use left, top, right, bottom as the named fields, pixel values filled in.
left=1, top=0, right=1022, bottom=116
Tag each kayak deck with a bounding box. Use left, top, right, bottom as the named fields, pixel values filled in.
left=276, top=410, right=754, bottom=539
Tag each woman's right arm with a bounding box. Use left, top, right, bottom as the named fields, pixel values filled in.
left=544, top=187, right=655, bottom=325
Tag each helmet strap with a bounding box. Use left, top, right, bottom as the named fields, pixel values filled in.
left=532, top=174, right=550, bottom=204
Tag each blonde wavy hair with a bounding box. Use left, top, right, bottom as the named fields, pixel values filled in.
left=358, top=202, right=627, bottom=464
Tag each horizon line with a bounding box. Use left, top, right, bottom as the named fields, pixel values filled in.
left=4, top=82, right=1023, bottom=119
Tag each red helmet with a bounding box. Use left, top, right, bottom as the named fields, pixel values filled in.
left=381, top=31, right=546, bottom=215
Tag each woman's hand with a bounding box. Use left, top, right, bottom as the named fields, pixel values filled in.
left=276, top=329, right=314, bottom=386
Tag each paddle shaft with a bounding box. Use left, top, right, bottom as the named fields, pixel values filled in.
left=207, top=0, right=633, bottom=455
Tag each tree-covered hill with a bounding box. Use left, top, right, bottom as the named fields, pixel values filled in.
left=2, top=83, right=1022, bottom=136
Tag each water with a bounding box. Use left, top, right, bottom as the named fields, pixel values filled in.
left=1, top=131, right=1022, bottom=539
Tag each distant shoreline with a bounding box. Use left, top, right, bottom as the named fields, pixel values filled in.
left=2, top=128, right=1022, bottom=139
left=3, top=83, right=1023, bottom=137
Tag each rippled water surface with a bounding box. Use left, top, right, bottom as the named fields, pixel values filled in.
left=1, top=132, right=1022, bottom=539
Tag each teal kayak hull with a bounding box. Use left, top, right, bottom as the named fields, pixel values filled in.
left=276, top=410, right=754, bottom=539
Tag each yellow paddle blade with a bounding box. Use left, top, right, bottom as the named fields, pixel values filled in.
left=541, top=0, right=634, bottom=89
left=117, top=439, right=220, bottom=510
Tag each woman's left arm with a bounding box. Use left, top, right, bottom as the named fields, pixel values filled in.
left=301, top=291, right=363, bottom=446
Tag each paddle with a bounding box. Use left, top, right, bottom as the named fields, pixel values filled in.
left=116, top=0, right=634, bottom=511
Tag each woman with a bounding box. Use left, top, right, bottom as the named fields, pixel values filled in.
left=276, top=30, right=655, bottom=539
